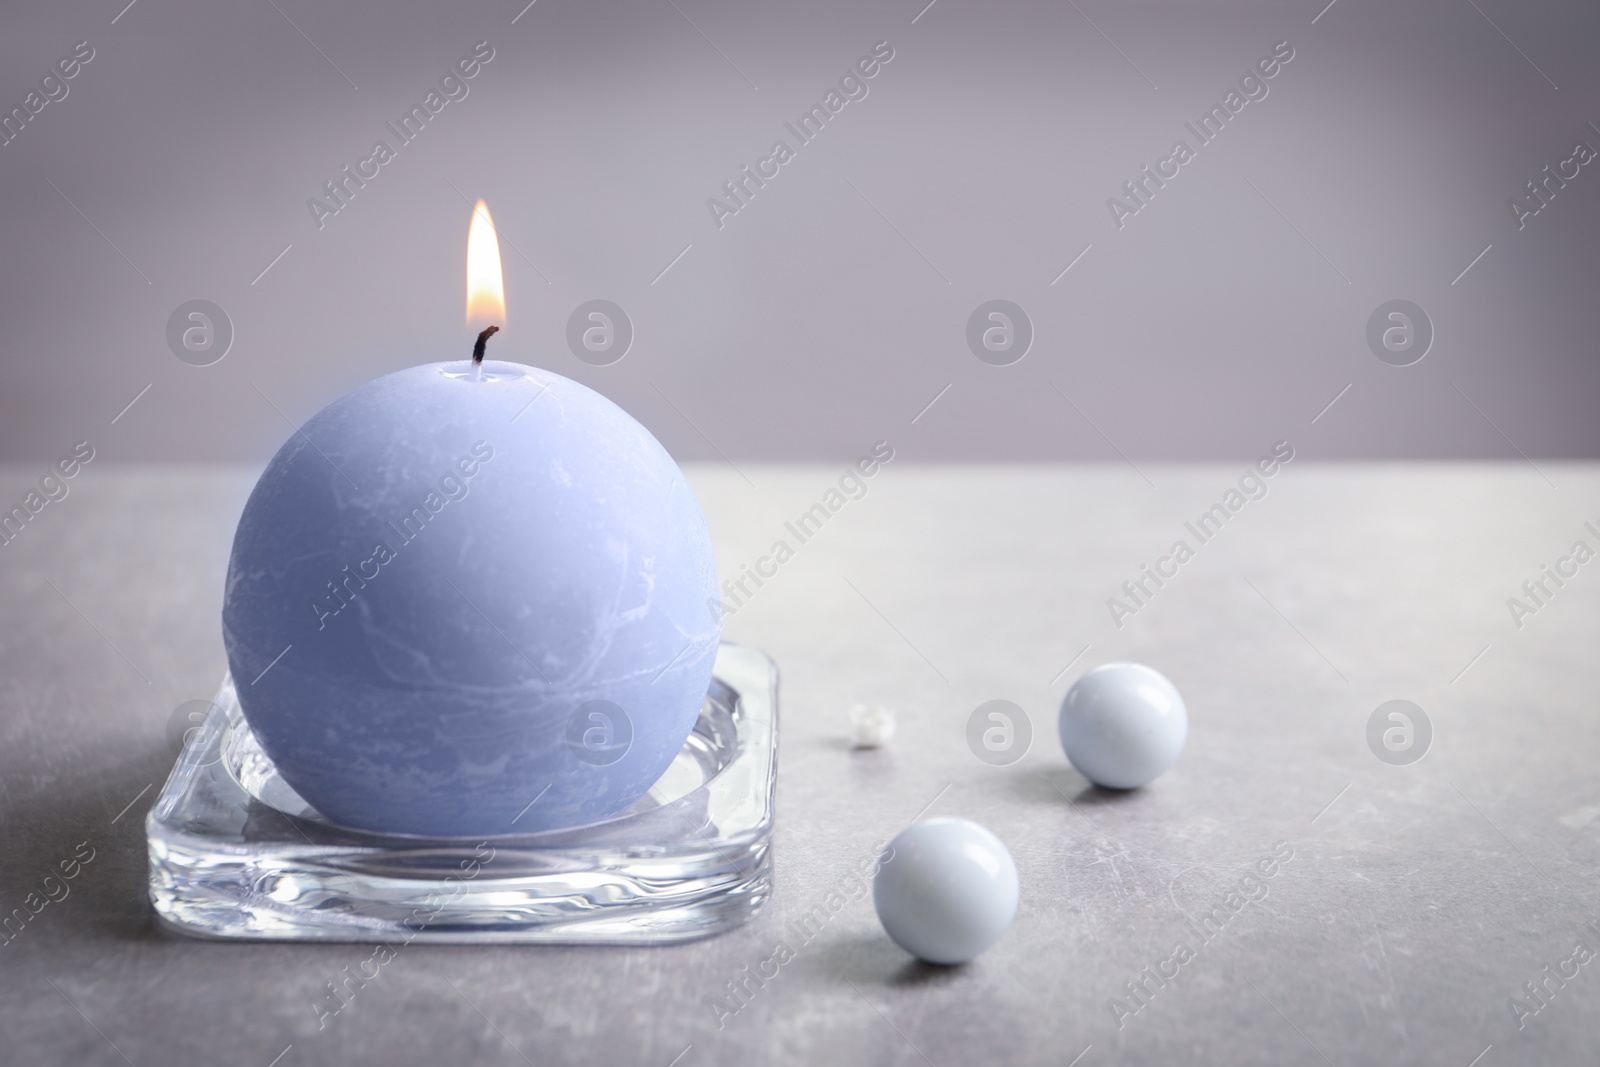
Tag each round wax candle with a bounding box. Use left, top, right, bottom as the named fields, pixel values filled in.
left=222, top=360, right=720, bottom=837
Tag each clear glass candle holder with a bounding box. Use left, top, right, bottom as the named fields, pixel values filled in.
left=148, top=643, right=777, bottom=943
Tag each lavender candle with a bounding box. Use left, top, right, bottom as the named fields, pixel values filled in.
left=221, top=203, right=720, bottom=836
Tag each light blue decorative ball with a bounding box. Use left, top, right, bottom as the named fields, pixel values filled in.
left=1059, top=662, right=1187, bottom=789
left=873, top=817, right=1019, bottom=964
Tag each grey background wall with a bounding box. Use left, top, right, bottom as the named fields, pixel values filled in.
left=1, top=0, right=1597, bottom=463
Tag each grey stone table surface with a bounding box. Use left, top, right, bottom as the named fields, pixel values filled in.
left=2, top=461, right=1599, bottom=1066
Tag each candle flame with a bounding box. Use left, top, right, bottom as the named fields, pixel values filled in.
left=466, top=199, right=505, bottom=332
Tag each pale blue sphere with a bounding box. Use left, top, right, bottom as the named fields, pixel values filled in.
left=223, top=361, right=720, bottom=837
left=1059, top=662, right=1187, bottom=789
left=873, top=817, right=1019, bottom=964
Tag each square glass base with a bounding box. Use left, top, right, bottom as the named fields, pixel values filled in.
left=148, top=643, right=776, bottom=943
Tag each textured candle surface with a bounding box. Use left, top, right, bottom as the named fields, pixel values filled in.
left=222, top=360, right=719, bottom=836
